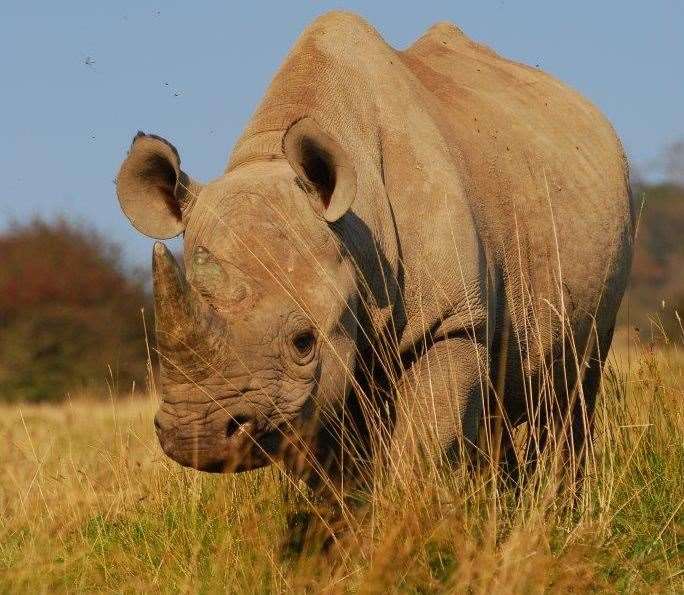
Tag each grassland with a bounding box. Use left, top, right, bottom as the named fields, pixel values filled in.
left=1, top=342, right=682, bottom=593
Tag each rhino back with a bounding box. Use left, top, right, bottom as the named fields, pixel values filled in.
left=401, top=23, right=633, bottom=353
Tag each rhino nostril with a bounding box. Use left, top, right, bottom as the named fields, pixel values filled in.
left=225, top=415, right=250, bottom=439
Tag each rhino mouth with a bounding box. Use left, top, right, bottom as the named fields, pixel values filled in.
left=157, top=421, right=283, bottom=473
left=154, top=409, right=287, bottom=473
left=222, top=425, right=284, bottom=473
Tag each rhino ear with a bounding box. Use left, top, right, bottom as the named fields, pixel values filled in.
left=282, top=117, right=356, bottom=223
left=116, top=132, right=203, bottom=239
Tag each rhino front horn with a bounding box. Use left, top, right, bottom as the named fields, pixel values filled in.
left=152, top=242, right=199, bottom=358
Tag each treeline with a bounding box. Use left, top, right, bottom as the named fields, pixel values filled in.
left=0, top=218, right=152, bottom=402
left=0, top=177, right=681, bottom=402
left=623, top=181, right=684, bottom=342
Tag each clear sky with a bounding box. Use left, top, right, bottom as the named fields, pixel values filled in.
left=1, top=1, right=682, bottom=266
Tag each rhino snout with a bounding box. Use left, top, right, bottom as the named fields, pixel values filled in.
left=153, top=406, right=268, bottom=473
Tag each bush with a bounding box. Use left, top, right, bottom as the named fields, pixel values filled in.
left=620, top=182, right=684, bottom=343
left=0, top=218, right=152, bottom=402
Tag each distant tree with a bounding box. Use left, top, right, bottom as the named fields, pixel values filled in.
left=624, top=179, right=684, bottom=343
left=662, top=139, right=684, bottom=186
left=0, top=218, right=153, bottom=401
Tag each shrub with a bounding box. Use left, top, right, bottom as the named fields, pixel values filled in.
left=621, top=182, right=684, bottom=343
left=0, top=217, right=152, bottom=402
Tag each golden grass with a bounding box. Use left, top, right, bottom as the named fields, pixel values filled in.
left=0, top=344, right=682, bottom=593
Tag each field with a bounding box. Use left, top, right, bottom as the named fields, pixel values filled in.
left=1, top=342, right=682, bottom=593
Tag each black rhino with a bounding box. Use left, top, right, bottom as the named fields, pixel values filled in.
left=116, top=11, right=632, bottom=537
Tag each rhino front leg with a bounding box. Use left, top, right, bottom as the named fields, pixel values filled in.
left=389, top=337, right=489, bottom=473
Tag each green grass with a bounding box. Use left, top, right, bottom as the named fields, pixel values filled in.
left=0, top=345, right=682, bottom=593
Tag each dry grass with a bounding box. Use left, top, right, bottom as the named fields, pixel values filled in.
left=0, top=343, right=682, bottom=593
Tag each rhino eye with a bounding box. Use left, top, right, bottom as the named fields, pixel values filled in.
left=292, top=330, right=316, bottom=357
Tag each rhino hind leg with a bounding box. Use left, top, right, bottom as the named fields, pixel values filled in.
left=564, top=325, right=615, bottom=493
left=505, top=324, right=614, bottom=496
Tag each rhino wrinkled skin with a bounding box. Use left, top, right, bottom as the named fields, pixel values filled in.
left=116, top=12, right=632, bottom=513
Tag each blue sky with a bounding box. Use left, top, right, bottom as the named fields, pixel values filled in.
left=1, top=1, right=682, bottom=265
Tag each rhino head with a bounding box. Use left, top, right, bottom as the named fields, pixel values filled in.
left=116, top=119, right=361, bottom=474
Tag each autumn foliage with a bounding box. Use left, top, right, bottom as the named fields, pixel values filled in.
left=0, top=218, right=152, bottom=401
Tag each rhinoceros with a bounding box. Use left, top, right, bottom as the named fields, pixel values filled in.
left=116, top=12, right=632, bottom=512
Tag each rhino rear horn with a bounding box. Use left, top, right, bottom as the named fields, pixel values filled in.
left=282, top=117, right=357, bottom=223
